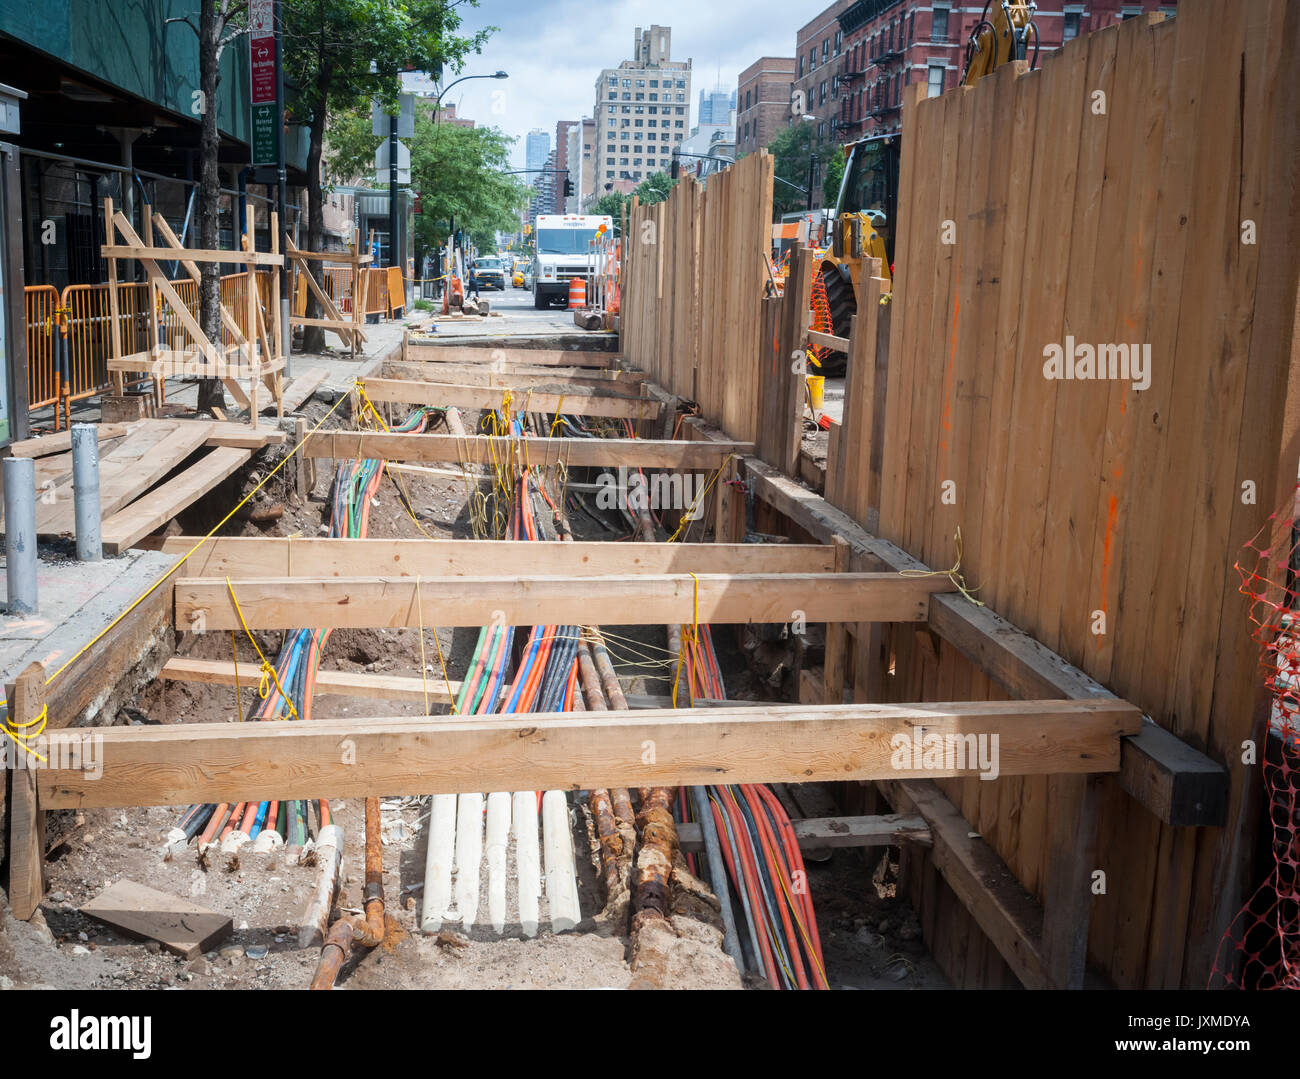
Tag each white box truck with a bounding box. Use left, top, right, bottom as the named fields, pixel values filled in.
left=532, top=213, right=613, bottom=309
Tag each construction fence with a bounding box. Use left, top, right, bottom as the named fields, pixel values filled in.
left=620, top=0, right=1300, bottom=990
left=25, top=265, right=407, bottom=412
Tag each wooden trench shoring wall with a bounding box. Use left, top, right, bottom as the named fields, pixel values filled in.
left=619, top=0, right=1300, bottom=989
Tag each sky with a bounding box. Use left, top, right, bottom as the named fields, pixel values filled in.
left=436, top=0, right=800, bottom=170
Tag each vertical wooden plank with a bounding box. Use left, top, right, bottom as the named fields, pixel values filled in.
left=104, top=197, right=125, bottom=395
left=823, top=536, right=850, bottom=704
left=6, top=662, right=47, bottom=920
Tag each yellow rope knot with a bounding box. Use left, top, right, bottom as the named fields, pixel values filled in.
left=899, top=526, right=984, bottom=606
left=225, top=576, right=300, bottom=720
left=3, top=703, right=49, bottom=763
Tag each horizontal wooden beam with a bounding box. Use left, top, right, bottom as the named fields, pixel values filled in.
left=676, top=813, right=931, bottom=852
left=729, top=437, right=1228, bottom=827
left=406, top=345, right=618, bottom=368
left=160, top=657, right=459, bottom=704
left=299, top=432, right=751, bottom=469
left=359, top=377, right=659, bottom=420
left=39, top=699, right=1141, bottom=809
left=157, top=537, right=838, bottom=578
left=101, top=245, right=283, bottom=267
left=383, top=359, right=644, bottom=389
left=807, top=329, right=851, bottom=351
left=176, top=572, right=955, bottom=632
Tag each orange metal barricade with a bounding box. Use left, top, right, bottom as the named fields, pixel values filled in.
left=386, top=266, right=404, bottom=315
left=24, top=285, right=60, bottom=408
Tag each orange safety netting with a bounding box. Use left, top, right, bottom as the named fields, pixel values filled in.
left=1210, top=487, right=1300, bottom=989
left=807, top=270, right=832, bottom=368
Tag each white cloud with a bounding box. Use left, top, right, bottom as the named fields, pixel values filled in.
left=441, top=0, right=798, bottom=168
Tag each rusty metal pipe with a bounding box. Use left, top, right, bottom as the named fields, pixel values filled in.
left=310, top=796, right=385, bottom=989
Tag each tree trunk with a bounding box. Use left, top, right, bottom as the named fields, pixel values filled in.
left=300, top=67, right=331, bottom=355
left=196, top=0, right=225, bottom=414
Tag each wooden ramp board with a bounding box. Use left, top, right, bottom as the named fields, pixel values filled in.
left=80, top=878, right=232, bottom=959
left=9, top=423, right=130, bottom=458
left=101, top=446, right=253, bottom=554
left=39, top=699, right=1143, bottom=810
left=31, top=421, right=211, bottom=538
left=264, top=366, right=327, bottom=415
left=407, top=344, right=619, bottom=368
left=360, top=377, right=658, bottom=420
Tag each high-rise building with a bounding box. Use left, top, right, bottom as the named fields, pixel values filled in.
left=525, top=128, right=550, bottom=176
left=579, top=117, right=596, bottom=211
left=736, top=57, right=796, bottom=156
left=593, top=25, right=692, bottom=196
left=697, top=86, right=734, bottom=127
left=554, top=119, right=579, bottom=212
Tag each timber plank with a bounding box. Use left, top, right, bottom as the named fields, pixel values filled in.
left=101, top=447, right=252, bottom=554
left=41, top=698, right=1141, bottom=810
left=177, top=572, right=954, bottom=632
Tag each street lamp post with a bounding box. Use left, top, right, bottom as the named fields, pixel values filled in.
left=398, top=70, right=507, bottom=273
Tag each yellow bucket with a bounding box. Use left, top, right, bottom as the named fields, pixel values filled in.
left=806, top=374, right=825, bottom=411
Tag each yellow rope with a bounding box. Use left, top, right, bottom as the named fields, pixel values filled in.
left=231, top=631, right=241, bottom=717
left=672, top=572, right=701, bottom=709
left=2, top=703, right=49, bottom=764
left=415, top=574, right=430, bottom=715
left=224, top=577, right=299, bottom=720
left=666, top=454, right=735, bottom=544
left=43, top=387, right=351, bottom=689
left=899, top=526, right=984, bottom=606
left=549, top=396, right=567, bottom=436
left=431, top=621, right=457, bottom=714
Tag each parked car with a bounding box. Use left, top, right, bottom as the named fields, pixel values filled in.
left=474, top=256, right=507, bottom=291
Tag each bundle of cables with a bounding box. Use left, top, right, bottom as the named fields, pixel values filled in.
left=176, top=406, right=441, bottom=849
left=673, top=623, right=829, bottom=989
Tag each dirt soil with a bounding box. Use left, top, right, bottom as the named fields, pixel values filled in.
left=0, top=399, right=944, bottom=990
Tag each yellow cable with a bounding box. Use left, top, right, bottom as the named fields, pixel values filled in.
left=224, top=576, right=299, bottom=720
left=415, top=574, right=430, bottom=715
left=2, top=703, right=48, bottom=764
left=672, top=572, right=700, bottom=708
left=231, top=631, right=241, bottom=717
left=666, top=454, right=735, bottom=544
left=899, top=526, right=983, bottom=605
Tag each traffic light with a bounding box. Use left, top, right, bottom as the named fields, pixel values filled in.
left=563, top=177, right=574, bottom=198
left=670, top=152, right=679, bottom=180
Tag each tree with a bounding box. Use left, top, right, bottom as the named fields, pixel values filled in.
left=588, top=172, right=675, bottom=235
left=766, top=122, right=842, bottom=217
left=166, top=1, right=249, bottom=414
left=283, top=0, right=488, bottom=350
left=822, top=146, right=846, bottom=207
left=408, top=116, right=531, bottom=251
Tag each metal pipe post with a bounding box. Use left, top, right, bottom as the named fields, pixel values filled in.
left=3, top=456, right=38, bottom=614
left=71, top=423, right=102, bottom=561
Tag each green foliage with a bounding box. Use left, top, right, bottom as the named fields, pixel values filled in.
left=408, top=115, right=532, bottom=250
left=766, top=122, right=843, bottom=217
left=588, top=172, right=676, bottom=234
left=284, top=0, right=490, bottom=125
left=822, top=146, right=846, bottom=206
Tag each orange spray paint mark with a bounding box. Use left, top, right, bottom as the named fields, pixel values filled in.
left=1096, top=493, right=1119, bottom=649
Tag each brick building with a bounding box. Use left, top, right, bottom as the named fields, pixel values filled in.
left=835, top=0, right=1179, bottom=143
left=735, top=56, right=796, bottom=156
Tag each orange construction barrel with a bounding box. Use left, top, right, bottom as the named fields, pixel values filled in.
left=567, top=277, right=587, bottom=310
